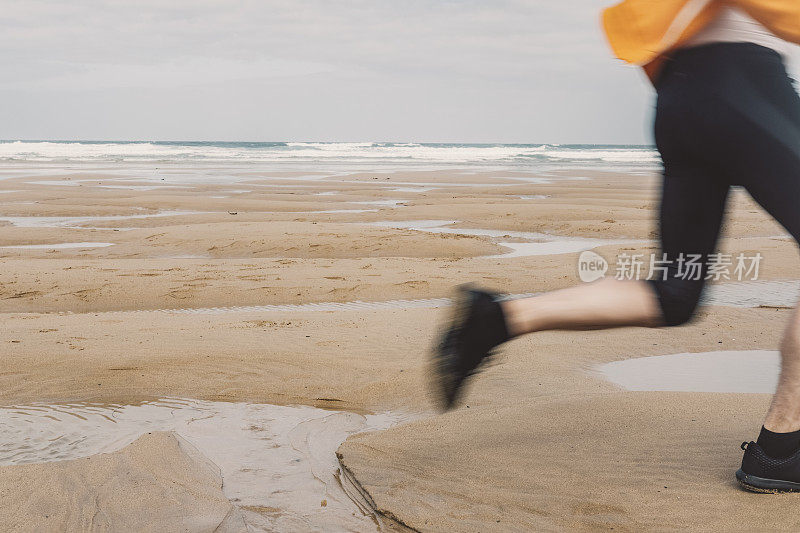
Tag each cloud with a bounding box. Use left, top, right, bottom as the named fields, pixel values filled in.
left=0, top=1, right=606, bottom=83
left=1, top=1, right=794, bottom=142
left=0, top=57, right=336, bottom=90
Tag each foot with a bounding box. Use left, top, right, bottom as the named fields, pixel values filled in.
left=736, top=441, right=800, bottom=492
left=430, top=284, right=509, bottom=410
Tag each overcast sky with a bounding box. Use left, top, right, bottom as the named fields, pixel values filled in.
left=2, top=1, right=798, bottom=144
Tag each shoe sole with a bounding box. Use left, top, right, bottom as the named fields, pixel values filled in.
left=429, top=284, right=474, bottom=410
left=736, top=469, right=800, bottom=493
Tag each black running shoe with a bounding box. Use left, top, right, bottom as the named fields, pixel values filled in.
left=431, top=284, right=509, bottom=410
left=736, top=441, right=800, bottom=492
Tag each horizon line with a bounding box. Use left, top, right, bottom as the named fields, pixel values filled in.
left=0, top=139, right=657, bottom=147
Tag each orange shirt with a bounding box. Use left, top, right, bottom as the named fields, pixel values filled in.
left=602, top=0, right=800, bottom=81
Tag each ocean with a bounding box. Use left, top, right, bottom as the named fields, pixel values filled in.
left=0, top=141, right=659, bottom=171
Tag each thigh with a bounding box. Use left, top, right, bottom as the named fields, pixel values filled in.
left=659, top=163, right=730, bottom=267
left=649, top=163, right=730, bottom=325
left=655, top=72, right=732, bottom=273
left=721, top=103, right=800, bottom=242
left=709, top=55, right=800, bottom=242
left=651, top=80, right=731, bottom=325
left=736, top=137, right=800, bottom=244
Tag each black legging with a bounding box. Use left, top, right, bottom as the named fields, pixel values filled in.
left=650, top=42, right=800, bottom=326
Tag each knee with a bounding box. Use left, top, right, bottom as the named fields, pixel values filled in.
left=662, top=301, right=699, bottom=327
left=649, top=279, right=703, bottom=327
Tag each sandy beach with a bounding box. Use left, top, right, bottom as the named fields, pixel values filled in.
left=1, top=156, right=798, bottom=531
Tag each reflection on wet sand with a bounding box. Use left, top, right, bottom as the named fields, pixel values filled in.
left=0, top=398, right=411, bottom=531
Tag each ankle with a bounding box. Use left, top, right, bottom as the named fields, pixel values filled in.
left=763, top=412, right=800, bottom=434
left=480, top=293, right=510, bottom=348
left=499, top=300, right=524, bottom=338
left=758, top=426, right=800, bottom=458
left=500, top=300, right=535, bottom=339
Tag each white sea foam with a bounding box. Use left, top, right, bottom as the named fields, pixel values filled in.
left=0, top=141, right=659, bottom=169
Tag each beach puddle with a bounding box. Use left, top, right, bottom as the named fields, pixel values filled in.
left=505, top=176, right=554, bottom=184
left=702, top=280, right=799, bottom=308
left=0, top=210, right=203, bottom=228
left=155, top=253, right=213, bottom=259
left=376, top=180, right=517, bottom=188
left=487, top=240, right=622, bottom=258
left=351, top=199, right=406, bottom=208
left=594, top=283, right=799, bottom=393
left=26, top=180, right=85, bottom=187
left=0, top=398, right=409, bottom=531
left=97, top=184, right=194, bottom=191
left=0, top=242, right=114, bottom=250
left=29, top=180, right=193, bottom=191
left=388, top=186, right=433, bottom=193
left=250, top=183, right=320, bottom=189
left=369, top=220, right=638, bottom=257
left=288, top=209, right=378, bottom=214
left=595, top=350, right=778, bottom=393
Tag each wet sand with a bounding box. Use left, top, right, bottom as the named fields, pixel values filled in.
left=0, top=398, right=409, bottom=531
left=1, top=166, right=798, bottom=530
left=0, top=432, right=248, bottom=531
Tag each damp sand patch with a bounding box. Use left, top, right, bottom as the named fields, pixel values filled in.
left=0, top=398, right=412, bottom=531
left=82, top=296, right=464, bottom=316
left=61, top=280, right=796, bottom=317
